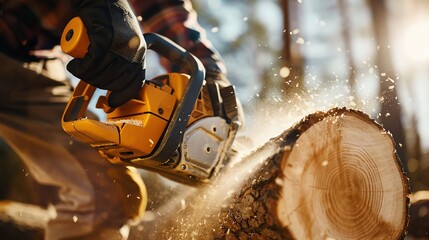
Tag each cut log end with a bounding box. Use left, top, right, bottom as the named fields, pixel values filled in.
left=277, top=108, right=410, bottom=239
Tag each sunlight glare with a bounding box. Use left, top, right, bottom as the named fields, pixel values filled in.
left=402, top=19, right=429, bottom=63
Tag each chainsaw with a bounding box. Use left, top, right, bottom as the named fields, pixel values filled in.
left=60, top=17, right=240, bottom=185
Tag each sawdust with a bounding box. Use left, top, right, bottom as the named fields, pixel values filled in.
left=106, top=119, right=143, bottom=126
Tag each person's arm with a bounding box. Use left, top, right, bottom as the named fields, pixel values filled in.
left=130, top=0, right=229, bottom=86
left=67, top=0, right=147, bottom=107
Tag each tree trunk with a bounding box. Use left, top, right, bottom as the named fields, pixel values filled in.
left=280, top=0, right=304, bottom=100
left=131, top=108, right=410, bottom=240
left=338, top=0, right=358, bottom=99
left=367, top=0, right=408, bottom=173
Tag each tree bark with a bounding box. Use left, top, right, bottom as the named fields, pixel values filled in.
left=131, top=108, right=410, bottom=240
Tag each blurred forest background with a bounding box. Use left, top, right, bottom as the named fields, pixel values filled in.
left=191, top=0, right=429, bottom=192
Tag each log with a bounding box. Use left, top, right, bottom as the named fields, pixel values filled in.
left=131, top=108, right=410, bottom=240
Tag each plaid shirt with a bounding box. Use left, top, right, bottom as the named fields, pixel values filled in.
left=130, top=0, right=226, bottom=74
left=0, top=0, right=226, bottom=74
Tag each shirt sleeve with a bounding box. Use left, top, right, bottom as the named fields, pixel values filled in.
left=129, top=0, right=226, bottom=75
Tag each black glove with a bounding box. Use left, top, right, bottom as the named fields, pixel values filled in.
left=67, top=0, right=146, bottom=108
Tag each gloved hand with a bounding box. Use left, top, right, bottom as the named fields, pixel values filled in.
left=67, top=0, right=146, bottom=108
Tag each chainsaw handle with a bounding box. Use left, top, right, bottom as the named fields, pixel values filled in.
left=144, top=33, right=192, bottom=65
left=142, top=33, right=206, bottom=163
left=61, top=17, right=89, bottom=59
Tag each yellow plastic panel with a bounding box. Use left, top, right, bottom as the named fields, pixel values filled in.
left=93, top=81, right=177, bottom=158
left=118, top=115, right=168, bottom=157
left=107, top=83, right=176, bottom=121
left=72, top=119, right=120, bottom=145
left=168, top=73, right=189, bottom=102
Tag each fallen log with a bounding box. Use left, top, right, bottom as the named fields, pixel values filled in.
left=131, top=108, right=410, bottom=240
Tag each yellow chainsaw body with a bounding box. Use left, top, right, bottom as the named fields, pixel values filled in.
left=60, top=17, right=238, bottom=184
left=62, top=73, right=214, bottom=162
